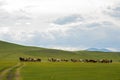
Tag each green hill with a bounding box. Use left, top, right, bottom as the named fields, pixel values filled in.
left=1, top=40, right=120, bottom=80
left=0, top=40, right=120, bottom=62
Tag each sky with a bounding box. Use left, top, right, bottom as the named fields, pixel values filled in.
left=0, top=0, right=120, bottom=51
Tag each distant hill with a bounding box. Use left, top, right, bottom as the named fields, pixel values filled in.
left=0, top=40, right=120, bottom=62
left=86, top=48, right=112, bottom=52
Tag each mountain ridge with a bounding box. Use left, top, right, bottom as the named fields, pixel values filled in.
left=86, top=48, right=112, bottom=52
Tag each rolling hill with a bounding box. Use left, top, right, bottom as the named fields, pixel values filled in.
left=1, top=40, right=120, bottom=80
left=0, top=40, right=120, bottom=62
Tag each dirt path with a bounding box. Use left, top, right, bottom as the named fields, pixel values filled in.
left=14, top=63, right=25, bottom=80
left=0, top=63, right=24, bottom=80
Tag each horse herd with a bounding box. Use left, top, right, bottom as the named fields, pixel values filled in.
left=48, top=58, right=112, bottom=63
left=19, top=57, right=112, bottom=63
left=19, top=57, right=41, bottom=62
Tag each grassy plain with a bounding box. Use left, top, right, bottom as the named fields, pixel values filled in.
left=21, top=62, right=120, bottom=80
left=0, top=40, right=120, bottom=80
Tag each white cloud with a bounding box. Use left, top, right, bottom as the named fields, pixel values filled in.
left=1, top=0, right=118, bottom=14
left=0, top=27, right=9, bottom=33
left=0, top=0, right=120, bottom=51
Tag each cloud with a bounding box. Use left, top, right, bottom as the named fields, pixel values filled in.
left=0, top=20, right=120, bottom=51
left=106, top=4, right=120, bottom=19
left=54, top=15, right=84, bottom=25
left=0, top=0, right=120, bottom=51
left=0, top=9, right=32, bottom=28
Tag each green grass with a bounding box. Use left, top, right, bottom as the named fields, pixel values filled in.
left=21, top=62, right=120, bottom=80
left=0, top=40, right=120, bottom=80
left=0, top=62, right=16, bottom=73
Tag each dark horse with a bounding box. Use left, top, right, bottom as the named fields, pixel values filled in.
left=19, top=57, right=41, bottom=62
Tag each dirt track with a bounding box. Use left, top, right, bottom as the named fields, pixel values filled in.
left=0, top=63, right=24, bottom=80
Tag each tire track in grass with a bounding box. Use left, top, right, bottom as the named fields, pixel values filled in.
left=0, top=67, right=10, bottom=74
left=14, top=63, right=25, bottom=80
left=0, top=63, right=24, bottom=80
left=0, top=67, right=11, bottom=80
left=7, top=67, right=17, bottom=80
left=7, top=63, right=25, bottom=80
left=0, top=64, right=18, bottom=80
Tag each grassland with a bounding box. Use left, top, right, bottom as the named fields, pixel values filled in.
left=21, top=62, right=120, bottom=80
left=0, top=40, right=120, bottom=80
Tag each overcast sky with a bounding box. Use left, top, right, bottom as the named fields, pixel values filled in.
left=0, top=0, right=120, bottom=51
